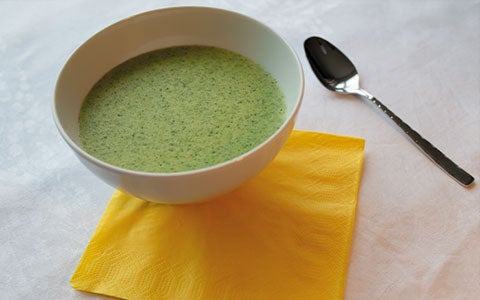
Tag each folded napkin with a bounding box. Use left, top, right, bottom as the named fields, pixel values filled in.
left=70, top=130, right=365, bottom=299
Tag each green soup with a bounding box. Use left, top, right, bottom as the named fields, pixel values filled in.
left=79, top=46, right=286, bottom=173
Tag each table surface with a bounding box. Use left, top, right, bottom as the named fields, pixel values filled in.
left=1, top=0, right=479, bottom=299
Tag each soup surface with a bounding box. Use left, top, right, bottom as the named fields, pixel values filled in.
left=79, top=46, right=286, bottom=173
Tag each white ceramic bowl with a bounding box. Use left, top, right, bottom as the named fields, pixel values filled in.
left=54, top=6, right=304, bottom=204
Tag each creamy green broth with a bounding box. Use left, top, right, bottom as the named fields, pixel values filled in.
left=79, top=46, right=286, bottom=173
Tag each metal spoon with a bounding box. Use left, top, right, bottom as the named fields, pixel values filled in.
left=304, top=36, right=474, bottom=187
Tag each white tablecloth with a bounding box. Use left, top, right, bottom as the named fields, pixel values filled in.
left=1, top=0, right=479, bottom=299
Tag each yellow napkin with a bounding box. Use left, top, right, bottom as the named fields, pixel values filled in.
left=70, top=130, right=365, bottom=300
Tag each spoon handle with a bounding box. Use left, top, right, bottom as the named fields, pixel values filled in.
left=360, top=90, right=474, bottom=187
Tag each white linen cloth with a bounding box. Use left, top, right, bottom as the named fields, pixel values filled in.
left=0, top=0, right=478, bottom=299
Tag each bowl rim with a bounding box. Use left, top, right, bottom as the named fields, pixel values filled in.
left=53, top=6, right=305, bottom=178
